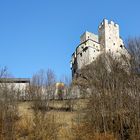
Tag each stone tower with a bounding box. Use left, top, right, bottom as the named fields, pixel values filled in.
left=98, top=19, right=124, bottom=54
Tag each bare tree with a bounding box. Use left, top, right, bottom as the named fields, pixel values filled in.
left=72, top=49, right=140, bottom=139
left=127, top=37, right=140, bottom=73
left=29, top=69, right=56, bottom=111
left=0, top=67, right=18, bottom=140
left=23, top=69, right=59, bottom=140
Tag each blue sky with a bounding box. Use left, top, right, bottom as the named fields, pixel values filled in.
left=0, top=0, right=140, bottom=79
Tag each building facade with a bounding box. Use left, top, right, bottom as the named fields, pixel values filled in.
left=71, top=19, right=129, bottom=77
left=0, top=78, right=30, bottom=100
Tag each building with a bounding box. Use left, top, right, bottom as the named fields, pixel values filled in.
left=71, top=19, right=129, bottom=77
left=0, top=78, right=30, bottom=90
left=0, top=78, right=30, bottom=99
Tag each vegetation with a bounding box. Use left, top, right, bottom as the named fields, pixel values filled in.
left=0, top=38, right=140, bottom=140
left=72, top=37, right=140, bottom=140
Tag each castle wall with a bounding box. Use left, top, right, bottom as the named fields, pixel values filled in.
left=75, top=32, right=100, bottom=70
left=88, top=40, right=101, bottom=64
left=76, top=42, right=90, bottom=70
left=80, top=31, right=98, bottom=43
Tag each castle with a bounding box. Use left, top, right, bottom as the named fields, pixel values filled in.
left=71, top=19, right=129, bottom=77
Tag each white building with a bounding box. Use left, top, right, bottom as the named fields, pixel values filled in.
left=0, top=78, right=30, bottom=100
left=71, top=19, right=129, bottom=77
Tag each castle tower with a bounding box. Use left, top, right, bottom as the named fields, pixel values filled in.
left=98, top=19, right=122, bottom=53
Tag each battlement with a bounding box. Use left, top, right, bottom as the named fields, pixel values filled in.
left=98, top=19, right=119, bottom=29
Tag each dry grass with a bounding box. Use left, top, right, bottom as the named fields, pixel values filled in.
left=17, top=100, right=78, bottom=140
left=71, top=123, right=116, bottom=140
left=16, top=99, right=117, bottom=140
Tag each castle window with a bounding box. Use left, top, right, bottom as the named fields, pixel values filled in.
left=80, top=53, right=82, bottom=57
left=83, top=47, right=88, bottom=52
left=114, top=43, right=115, bottom=45
left=120, top=45, right=123, bottom=48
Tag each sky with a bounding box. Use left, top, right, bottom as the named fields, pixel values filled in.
left=0, top=0, right=140, bottom=80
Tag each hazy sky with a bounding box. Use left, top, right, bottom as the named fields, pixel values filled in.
left=0, top=0, right=140, bottom=79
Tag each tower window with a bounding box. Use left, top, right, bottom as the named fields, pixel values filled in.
left=83, top=47, right=88, bottom=52
left=80, top=53, right=82, bottom=57
left=120, top=45, right=123, bottom=48
left=114, top=43, right=115, bottom=45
